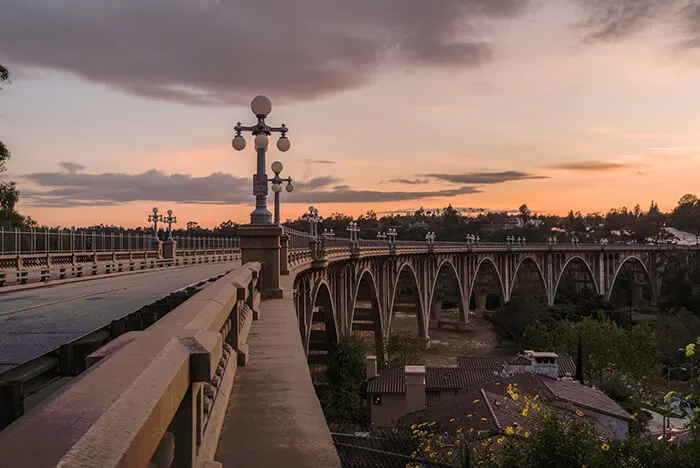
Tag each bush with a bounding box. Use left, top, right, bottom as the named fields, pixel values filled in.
left=323, top=333, right=367, bottom=424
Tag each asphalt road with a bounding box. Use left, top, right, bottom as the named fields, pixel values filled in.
left=0, top=261, right=240, bottom=373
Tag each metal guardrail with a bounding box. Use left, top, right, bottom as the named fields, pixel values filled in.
left=0, top=228, right=238, bottom=255
left=0, top=249, right=241, bottom=287
left=0, top=262, right=263, bottom=468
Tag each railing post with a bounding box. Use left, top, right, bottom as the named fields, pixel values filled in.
left=280, top=233, right=290, bottom=275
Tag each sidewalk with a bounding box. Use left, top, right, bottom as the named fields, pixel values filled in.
left=215, top=274, right=341, bottom=467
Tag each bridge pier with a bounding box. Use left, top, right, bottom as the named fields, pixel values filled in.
left=163, top=239, right=177, bottom=259
left=238, top=225, right=283, bottom=299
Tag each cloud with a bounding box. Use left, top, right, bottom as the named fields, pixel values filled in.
left=425, top=171, right=546, bottom=184
left=0, top=0, right=530, bottom=106
left=59, top=161, right=86, bottom=173
left=311, top=160, right=336, bottom=164
left=386, top=178, right=431, bottom=185
left=544, top=161, right=638, bottom=172
left=572, top=0, right=677, bottom=43
left=18, top=168, right=479, bottom=206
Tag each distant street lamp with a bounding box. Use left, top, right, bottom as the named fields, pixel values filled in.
left=377, top=231, right=387, bottom=241
left=387, top=228, right=397, bottom=244
left=547, top=237, right=558, bottom=246
left=148, top=207, right=163, bottom=242
left=307, top=206, right=322, bottom=238
left=269, top=161, right=294, bottom=225
left=164, top=209, right=177, bottom=241
left=231, top=95, right=291, bottom=225
left=347, top=222, right=360, bottom=242
left=571, top=235, right=580, bottom=246
left=426, top=232, right=436, bottom=245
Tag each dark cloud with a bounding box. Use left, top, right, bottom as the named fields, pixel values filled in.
left=572, top=0, right=676, bottom=42
left=0, top=0, right=530, bottom=106
left=18, top=169, right=479, bottom=207
left=425, top=171, right=546, bottom=184
left=59, top=161, right=86, bottom=174
left=387, top=178, right=431, bottom=185
left=312, top=160, right=336, bottom=164
left=544, top=161, right=639, bottom=172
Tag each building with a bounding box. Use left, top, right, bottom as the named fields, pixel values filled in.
left=367, top=351, right=632, bottom=440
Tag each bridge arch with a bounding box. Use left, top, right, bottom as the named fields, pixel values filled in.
left=387, top=262, right=427, bottom=344
left=468, top=257, right=506, bottom=309
left=509, top=256, right=548, bottom=303
left=553, top=256, right=599, bottom=303
left=428, top=258, right=467, bottom=326
left=350, top=268, right=385, bottom=362
left=607, top=255, right=655, bottom=304
left=306, top=280, right=339, bottom=365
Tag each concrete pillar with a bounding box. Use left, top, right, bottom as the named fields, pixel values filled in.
left=163, top=239, right=177, bottom=259
left=475, top=290, right=487, bottom=311
left=405, top=365, right=426, bottom=415
left=238, top=224, right=283, bottom=299
left=280, top=234, right=289, bottom=275
left=428, top=293, right=442, bottom=329
left=154, top=240, right=164, bottom=259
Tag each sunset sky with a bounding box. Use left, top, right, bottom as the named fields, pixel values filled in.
left=2, top=0, right=700, bottom=228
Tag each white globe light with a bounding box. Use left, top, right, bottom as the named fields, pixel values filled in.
left=271, top=160, right=283, bottom=174
left=254, top=134, right=269, bottom=150
left=251, top=95, right=272, bottom=117
left=167, top=209, right=173, bottom=216
left=153, top=207, right=158, bottom=213
left=271, top=183, right=282, bottom=193
left=286, top=182, right=294, bottom=193
left=232, top=135, right=246, bottom=151
left=277, top=136, right=291, bottom=152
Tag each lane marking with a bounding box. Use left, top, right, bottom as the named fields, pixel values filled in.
left=0, top=287, right=129, bottom=318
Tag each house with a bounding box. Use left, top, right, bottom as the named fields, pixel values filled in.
left=367, top=351, right=632, bottom=440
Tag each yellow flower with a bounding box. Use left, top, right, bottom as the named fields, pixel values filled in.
left=576, top=410, right=584, bottom=417
left=450, top=418, right=455, bottom=422
left=457, top=428, right=463, bottom=434
left=521, top=408, right=529, bottom=416
left=497, top=437, right=505, bottom=444
left=631, top=412, right=638, bottom=419
left=447, top=451, right=453, bottom=456
left=504, top=426, right=515, bottom=435
left=601, top=443, right=610, bottom=451
left=473, top=399, right=480, bottom=403
left=524, top=432, right=529, bottom=438
left=481, top=417, right=488, bottom=421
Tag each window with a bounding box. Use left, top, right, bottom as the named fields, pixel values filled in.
left=373, top=395, right=382, bottom=406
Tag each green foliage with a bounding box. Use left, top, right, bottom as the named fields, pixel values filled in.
left=322, top=333, right=367, bottom=424
left=387, top=330, right=422, bottom=367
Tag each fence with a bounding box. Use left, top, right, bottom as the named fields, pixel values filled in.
left=0, top=228, right=238, bottom=254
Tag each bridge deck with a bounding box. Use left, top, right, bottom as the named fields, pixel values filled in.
left=215, top=273, right=342, bottom=468
left=0, top=261, right=239, bottom=373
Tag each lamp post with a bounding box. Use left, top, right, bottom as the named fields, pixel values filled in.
left=269, top=161, right=294, bottom=225
left=347, top=222, right=360, bottom=242
left=307, top=206, right=322, bottom=239
left=164, top=209, right=177, bottom=241
left=377, top=232, right=387, bottom=241
left=231, top=95, right=291, bottom=225
left=322, top=228, right=335, bottom=239
left=426, top=232, right=436, bottom=245
left=387, top=228, right=397, bottom=245
left=147, top=207, right=163, bottom=242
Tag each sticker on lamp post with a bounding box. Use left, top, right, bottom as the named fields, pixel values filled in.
left=253, top=174, right=268, bottom=197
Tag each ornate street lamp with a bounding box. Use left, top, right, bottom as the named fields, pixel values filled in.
left=269, top=161, right=294, bottom=225
left=322, top=228, right=335, bottom=239
left=377, top=232, right=387, bottom=241
left=231, top=95, right=291, bottom=224
left=307, top=206, right=322, bottom=238
left=425, top=231, right=436, bottom=245
left=147, top=207, right=163, bottom=242
left=347, top=222, right=360, bottom=242
left=387, top=228, right=397, bottom=244
left=164, top=209, right=177, bottom=241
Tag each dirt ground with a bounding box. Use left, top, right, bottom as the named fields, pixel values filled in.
left=391, top=309, right=519, bottom=367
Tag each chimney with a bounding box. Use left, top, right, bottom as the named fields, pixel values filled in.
left=366, top=355, right=378, bottom=379
left=525, top=351, right=559, bottom=379
left=404, top=365, right=426, bottom=414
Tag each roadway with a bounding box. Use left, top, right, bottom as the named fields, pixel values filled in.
left=0, top=261, right=240, bottom=374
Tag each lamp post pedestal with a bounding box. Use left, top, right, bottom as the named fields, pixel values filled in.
left=238, top=224, right=283, bottom=299
left=153, top=239, right=163, bottom=259
left=280, top=233, right=290, bottom=275
left=350, top=241, right=361, bottom=259
left=163, top=239, right=177, bottom=259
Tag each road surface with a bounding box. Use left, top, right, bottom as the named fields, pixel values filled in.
left=0, top=261, right=240, bottom=373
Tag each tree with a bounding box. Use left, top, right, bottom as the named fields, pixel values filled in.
left=0, top=64, right=27, bottom=228
left=671, top=194, right=700, bottom=243
left=322, top=333, right=368, bottom=424
left=519, top=204, right=531, bottom=223
left=387, top=331, right=422, bottom=367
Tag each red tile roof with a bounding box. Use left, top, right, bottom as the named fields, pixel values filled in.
left=458, top=354, right=578, bottom=379
left=543, top=378, right=632, bottom=421
left=367, top=366, right=500, bottom=394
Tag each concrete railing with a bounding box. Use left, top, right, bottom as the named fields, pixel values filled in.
left=0, top=248, right=241, bottom=287
left=0, top=262, right=262, bottom=468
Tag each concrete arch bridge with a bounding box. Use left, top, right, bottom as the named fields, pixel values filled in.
left=285, top=232, right=698, bottom=365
